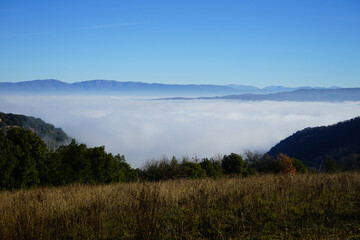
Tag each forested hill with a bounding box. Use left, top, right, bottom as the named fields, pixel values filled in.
left=268, top=117, right=360, bottom=170
left=0, top=112, right=70, bottom=146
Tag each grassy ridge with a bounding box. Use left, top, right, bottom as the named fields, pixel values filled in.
left=1, top=173, right=360, bottom=239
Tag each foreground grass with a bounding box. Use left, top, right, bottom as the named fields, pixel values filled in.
left=0, top=173, right=360, bottom=239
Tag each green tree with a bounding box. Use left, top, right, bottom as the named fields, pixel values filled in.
left=113, top=154, right=135, bottom=182
left=200, top=158, right=223, bottom=178
left=293, top=158, right=307, bottom=173
left=180, top=161, right=207, bottom=178
left=141, top=156, right=185, bottom=181
left=1, top=128, right=135, bottom=189
left=222, top=153, right=250, bottom=176
left=0, top=131, right=18, bottom=189
left=141, top=159, right=162, bottom=181
left=50, top=140, right=133, bottom=184
left=242, top=150, right=263, bottom=174
left=54, top=139, right=90, bottom=184
left=6, top=128, right=48, bottom=188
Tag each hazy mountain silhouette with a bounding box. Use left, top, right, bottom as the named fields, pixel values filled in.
left=204, top=88, right=360, bottom=102
left=160, top=88, right=360, bottom=102
left=0, top=79, right=245, bottom=96
left=0, top=79, right=343, bottom=97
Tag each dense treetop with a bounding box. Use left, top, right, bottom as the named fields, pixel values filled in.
left=0, top=128, right=137, bottom=190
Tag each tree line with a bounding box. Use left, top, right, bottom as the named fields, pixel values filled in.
left=140, top=152, right=307, bottom=181
left=1, top=127, right=337, bottom=191
left=0, top=128, right=137, bottom=190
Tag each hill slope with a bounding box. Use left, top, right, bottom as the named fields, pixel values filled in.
left=0, top=112, right=70, bottom=147
left=268, top=117, right=360, bottom=170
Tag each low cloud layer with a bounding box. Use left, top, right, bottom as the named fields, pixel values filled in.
left=1, top=95, right=360, bottom=168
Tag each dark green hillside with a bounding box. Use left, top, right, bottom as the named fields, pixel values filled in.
left=268, top=117, right=360, bottom=170
left=0, top=112, right=70, bottom=146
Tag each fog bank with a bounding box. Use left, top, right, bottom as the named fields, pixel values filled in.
left=1, top=95, right=360, bottom=168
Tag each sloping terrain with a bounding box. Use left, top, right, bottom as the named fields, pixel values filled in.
left=268, top=117, right=360, bottom=169
left=0, top=112, right=70, bottom=146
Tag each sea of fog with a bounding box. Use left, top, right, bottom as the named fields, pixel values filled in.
left=1, top=95, right=360, bottom=168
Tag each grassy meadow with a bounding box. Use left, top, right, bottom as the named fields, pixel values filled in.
left=0, top=172, right=360, bottom=240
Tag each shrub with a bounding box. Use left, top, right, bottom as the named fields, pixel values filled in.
left=277, top=153, right=296, bottom=174
left=222, top=153, right=250, bottom=176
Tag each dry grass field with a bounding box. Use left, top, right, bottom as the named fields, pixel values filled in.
left=1, top=173, right=360, bottom=239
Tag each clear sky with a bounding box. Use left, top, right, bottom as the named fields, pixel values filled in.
left=0, top=0, right=359, bottom=87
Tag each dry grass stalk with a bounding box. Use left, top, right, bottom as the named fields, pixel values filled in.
left=0, top=172, right=359, bottom=239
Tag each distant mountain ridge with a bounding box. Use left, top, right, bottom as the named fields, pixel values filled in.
left=201, top=88, right=360, bottom=102
left=0, top=79, right=342, bottom=97
left=160, top=88, right=360, bottom=102
left=268, top=117, right=360, bottom=170
left=0, top=112, right=70, bottom=147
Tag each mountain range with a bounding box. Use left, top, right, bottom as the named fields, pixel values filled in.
left=0, top=79, right=343, bottom=97
left=194, top=88, right=360, bottom=102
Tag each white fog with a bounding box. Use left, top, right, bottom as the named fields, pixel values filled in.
left=1, top=95, right=360, bottom=168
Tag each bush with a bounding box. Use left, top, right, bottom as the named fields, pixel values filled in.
left=294, top=158, right=307, bottom=173
left=277, top=153, right=296, bottom=174
left=222, top=153, right=250, bottom=176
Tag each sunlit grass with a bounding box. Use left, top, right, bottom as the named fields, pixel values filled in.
left=1, top=172, right=359, bottom=239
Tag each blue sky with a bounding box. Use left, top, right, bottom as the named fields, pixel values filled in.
left=0, top=0, right=359, bottom=87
